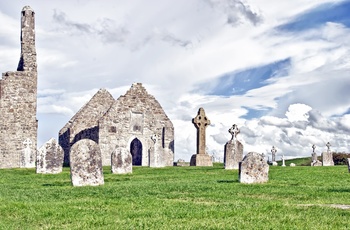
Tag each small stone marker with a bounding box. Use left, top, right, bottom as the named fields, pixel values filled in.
left=322, top=142, right=334, bottom=166
left=36, top=138, right=64, bottom=174
left=290, top=163, right=296, bottom=167
left=70, top=139, right=104, bottom=186
left=190, top=108, right=213, bottom=166
left=239, top=152, right=269, bottom=184
left=271, top=146, right=277, bottom=164
left=281, top=155, right=286, bottom=167
left=224, top=124, right=243, bottom=170
left=272, top=161, right=278, bottom=166
left=111, top=147, right=132, bottom=174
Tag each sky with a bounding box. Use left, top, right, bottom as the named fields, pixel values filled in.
left=1, top=0, right=350, bottom=162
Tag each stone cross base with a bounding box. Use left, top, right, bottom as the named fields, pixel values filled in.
left=311, top=160, right=322, bottom=166
left=190, top=154, right=213, bottom=166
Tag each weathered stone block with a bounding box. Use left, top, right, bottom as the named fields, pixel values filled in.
left=224, top=140, right=243, bottom=170
left=111, top=148, right=132, bottom=174
left=239, top=152, right=269, bottom=184
left=70, top=139, right=104, bottom=186
left=36, top=138, right=64, bottom=174
left=322, top=151, right=334, bottom=166
left=190, top=154, right=213, bottom=166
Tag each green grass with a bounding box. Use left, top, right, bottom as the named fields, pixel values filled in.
left=1, top=164, right=350, bottom=229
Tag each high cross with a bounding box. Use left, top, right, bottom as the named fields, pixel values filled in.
left=228, top=124, right=240, bottom=141
left=193, top=108, right=210, bottom=155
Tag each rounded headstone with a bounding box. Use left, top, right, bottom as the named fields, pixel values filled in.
left=70, top=139, right=104, bottom=186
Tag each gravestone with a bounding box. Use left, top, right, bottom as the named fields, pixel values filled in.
left=149, top=134, right=163, bottom=167
left=290, top=163, right=296, bottom=167
left=111, top=147, right=132, bottom=174
left=175, top=159, right=189, bottom=167
left=190, top=108, right=213, bottom=166
left=224, top=124, right=243, bottom=170
left=70, top=139, right=104, bottom=186
left=21, top=138, right=36, bottom=168
left=311, top=160, right=322, bottom=166
left=347, top=158, right=350, bottom=173
left=322, top=142, right=334, bottom=166
left=272, top=161, right=278, bottom=166
left=271, top=146, right=277, bottom=164
left=281, top=155, right=286, bottom=167
left=36, top=138, right=64, bottom=174
left=239, top=152, right=269, bottom=184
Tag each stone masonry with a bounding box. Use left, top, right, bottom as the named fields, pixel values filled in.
left=0, top=6, right=38, bottom=168
left=190, top=108, right=213, bottom=166
left=59, top=83, right=174, bottom=167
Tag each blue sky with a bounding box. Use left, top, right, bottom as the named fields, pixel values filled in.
left=1, top=0, right=350, bottom=161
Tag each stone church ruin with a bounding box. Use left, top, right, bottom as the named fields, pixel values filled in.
left=59, top=83, right=174, bottom=167
left=0, top=6, right=38, bottom=168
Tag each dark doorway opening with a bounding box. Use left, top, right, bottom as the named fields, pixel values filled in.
left=130, top=138, right=142, bottom=165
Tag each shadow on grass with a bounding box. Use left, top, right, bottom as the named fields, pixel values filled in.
left=217, top=179, right=238, bottom=183
left=42, top=181, right=71, bottom=187
left=328, top=188, right=350, bottom=193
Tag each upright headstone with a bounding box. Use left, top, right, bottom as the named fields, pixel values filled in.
left=70, top=139, right=104, bottom=186
left=111, top=147, right=132, bottom=174
left=149, top=134, right=163, bottom=167
left=36, top=138, right=64, bottom=174
left=190, top=108, right=213, bottom=166
left=21, top=138, right=36, bottom=168
left=347, top=158, right=350, bottom=173
left=271, top=146, right=277, bottom=165
left=281, top=155, right=286, bottom=167
left=322, top=142, right=334, bottom=166
left=290, top=163, right=296, bottom=167
left=224, top=124, right=243, bottom=169
left=311, top=144, right=322, bottom=166
left=239, top=152, right=269, bottom=184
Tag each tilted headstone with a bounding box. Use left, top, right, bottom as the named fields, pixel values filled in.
left=239, top=152, right=269, bottom=184
left=70, top=139, right=104, bottom=186
left=224, top=124, right=243, bottom=170
left=322, top=142, right=334, bottom=166
left=111, top=147, right=132, bottom=174
left=190, top=108, right=213, bottom=166
left=36, top=138, right=64, bottom=174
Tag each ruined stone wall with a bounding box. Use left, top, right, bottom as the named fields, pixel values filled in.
left=0, top=6, right=37, bottom=168
left=59, top=89, right=115, bottom=164
left=99, top=83, right=174, bottom=166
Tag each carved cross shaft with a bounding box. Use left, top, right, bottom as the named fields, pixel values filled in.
left=228, top=124, right=240, bottom=141
left=193, top=108, right=210, bottom=155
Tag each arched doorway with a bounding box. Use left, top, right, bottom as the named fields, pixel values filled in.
left=130, top=138, right=142, bottom=165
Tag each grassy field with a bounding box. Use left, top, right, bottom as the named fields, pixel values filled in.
left=1, top=164, right=350, bottom=229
